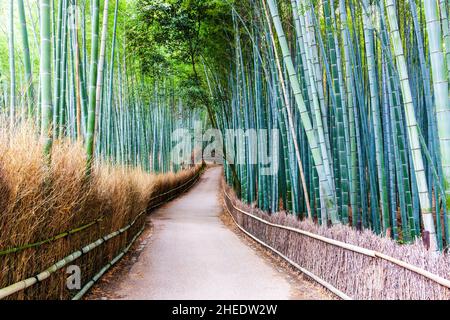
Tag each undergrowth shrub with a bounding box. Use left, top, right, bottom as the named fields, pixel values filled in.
left=0, top=124, right=201, bottom=299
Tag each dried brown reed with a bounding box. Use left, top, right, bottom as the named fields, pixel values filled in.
left=224, top=183, right=450, bottom=300
left=0, top=123, right=201, bottom=300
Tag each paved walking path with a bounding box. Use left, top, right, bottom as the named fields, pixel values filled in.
left=91, top=167, right=328, bottom=300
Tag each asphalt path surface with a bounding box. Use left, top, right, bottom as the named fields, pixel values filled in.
left=92, top=167, right=329, bottom=300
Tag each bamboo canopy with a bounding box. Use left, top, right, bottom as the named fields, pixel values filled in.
left=0, top=0, right=449, bottom=251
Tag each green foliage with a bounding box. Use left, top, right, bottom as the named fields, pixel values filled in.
left=3, top=0, right=450, bottom=251
left=178, top=76, right=210, bottom=110
left=127, top=0, right=232, bottom=108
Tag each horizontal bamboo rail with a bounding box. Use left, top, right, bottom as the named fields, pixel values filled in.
left=72, top=169, right=204, bottom=300
left=147, top=170, right=203, bottom=210
left=0, top=167, right=204, bottom=258
left=223, top=200, right=352, bottom=300
left=223, top=187, right=450, bottom=296
left=0, top=168, right=204, bottom=300
left=72, top=226, right=145, bottom=300
left=147, top=169, right=203, bottom=202
left=0, top=217, right=104, bottom=257
left=0, top=211, right=144, bottom=299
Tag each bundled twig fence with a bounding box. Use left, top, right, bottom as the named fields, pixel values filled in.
left=223, top=183, right=450, bottom=300
left=0, top=165, right=204, bottom=300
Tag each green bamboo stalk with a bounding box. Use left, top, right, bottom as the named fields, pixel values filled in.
left=385, top=0, right=437, bottom=250
left=9, top=0, right=15, bottom=129
left=339, top=0, right=359, bottom=226
left=18, top=0, right=34, bottom=117
left=86, top=0, right=100, bottom=169
left=265, top=0, right=338, bottom=223
left=423, top=0, right=450, bottom=238
left=263, top=0, right=312, bottom=218
left=94, top=0, right=110, bottom=151
left=40, top=0, right=53, bottom=156
left=438, top=0, right=450, bottom=79
left=362, top=0, right=390, bottom=234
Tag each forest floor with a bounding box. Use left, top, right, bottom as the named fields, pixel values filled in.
left=85, top=167, right=331, bottom=300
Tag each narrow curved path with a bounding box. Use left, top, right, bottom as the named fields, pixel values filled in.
left=92, top=167, right=329, bottom=300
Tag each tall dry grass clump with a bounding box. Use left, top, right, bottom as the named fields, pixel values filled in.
left=0, top=123, right=202, bottom=300
left=223, top=182, right=450, bottom=300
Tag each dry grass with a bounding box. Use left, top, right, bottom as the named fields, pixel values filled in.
left=224, top=182, right=450, bottom=300
left=0, top=123, right=201, bottom=300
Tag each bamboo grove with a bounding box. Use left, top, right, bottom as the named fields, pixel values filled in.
left=0, top=0, right=203, bottom=174
left=1, top=0, right=450, bottom=252
left=213, top=0, right=450, bottom=252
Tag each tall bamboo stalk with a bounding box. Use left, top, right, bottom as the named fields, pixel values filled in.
left=385, top=0, right=437, bottom=250
left=423, top=0, right=450, bottom=237
left=94, top=0, right=110, bottom=153
left=86, top=0, right=100, bottom=169
left=265, top=0, right=338, bottom=223
left=9, top=0, right=15, bottom=129
left=40, top=0, right=53, bottom=156
left=18, top=0, right=34, bottom=117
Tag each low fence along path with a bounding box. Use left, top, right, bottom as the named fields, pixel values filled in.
left=93, top=167, right=328, bottom=300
